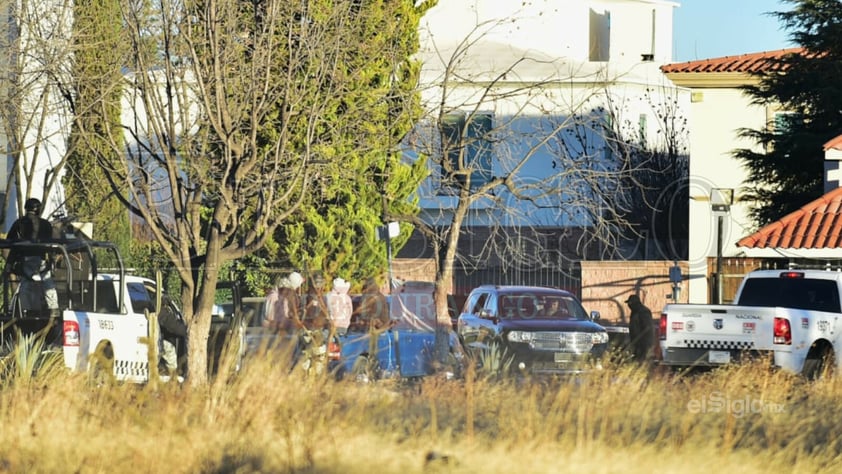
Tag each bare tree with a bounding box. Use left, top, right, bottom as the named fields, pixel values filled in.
left=68, top=0, right=433, bottom=384
left=604, top=86, right=690, bottom=261
left=0, top=0, right=75, bottom=227
left=402, top=18, right=680, bottom=360
left=63, top=0, right=133, bottom=256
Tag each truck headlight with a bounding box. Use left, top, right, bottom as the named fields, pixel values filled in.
left=591, top=332, right=609, bottom=344
left=507, top=331, right=534, bottom=343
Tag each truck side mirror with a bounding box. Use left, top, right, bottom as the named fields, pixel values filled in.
left=479, top=308, right=498, bottom=324
left=590, top=310, right=600, bottom=321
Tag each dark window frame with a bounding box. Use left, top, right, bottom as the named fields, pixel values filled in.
left=438, top=111, right=494, bottom=194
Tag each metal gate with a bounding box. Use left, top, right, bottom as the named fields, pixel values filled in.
left=453, top=263, right=582, bottom=299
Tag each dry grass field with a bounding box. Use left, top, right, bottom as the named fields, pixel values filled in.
left=1, top=340, right=841, bottom=474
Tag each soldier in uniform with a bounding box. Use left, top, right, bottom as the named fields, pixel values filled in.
left=6, top=198, right=59, bottom=316
left=626, top=294, right=655, bottom=363
left=158, top=295, right=187, bottom=378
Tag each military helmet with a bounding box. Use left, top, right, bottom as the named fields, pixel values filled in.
left=24, top=198, right=42, bottom=214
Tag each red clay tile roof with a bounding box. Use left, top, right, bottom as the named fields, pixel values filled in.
left=661, top=48, right=804, bottom=74
left=737, top=187, right=842, bottom=249
left=824, top=134, right=842, bottom=152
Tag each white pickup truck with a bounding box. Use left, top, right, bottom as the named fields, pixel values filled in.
left=660, top=269, right=842, bottom=379
left=0, top=237, right=239, bottom=382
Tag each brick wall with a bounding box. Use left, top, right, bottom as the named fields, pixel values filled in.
left=391, top=258, right=440, bottom=286
left=580, top=260, right=689, bottom=325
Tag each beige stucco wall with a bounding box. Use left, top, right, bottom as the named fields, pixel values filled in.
left=680, top=86, right=769, bottom=304
left=580, top=260, right=688, bottom=325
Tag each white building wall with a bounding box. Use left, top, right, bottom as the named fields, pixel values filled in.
left=414, top=0, right=686, bottom=233
left=1, top=0, right=73, bottom=230
left=419, top=0, right=676, bottom=67
left=685, top=87, right=767, bottom=303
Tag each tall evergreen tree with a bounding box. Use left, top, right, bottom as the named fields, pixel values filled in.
left=737, top=0, right=842, bottom=226
left=64, top=0, right=131, bottom=251
left=251, top=0, right=430, bottom=290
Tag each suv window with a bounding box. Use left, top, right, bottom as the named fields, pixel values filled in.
left=465, top=291, right=489, bottom=316
left=497, top=291, right=589, bottom=320
left=498, top=295, right=541, bottom=319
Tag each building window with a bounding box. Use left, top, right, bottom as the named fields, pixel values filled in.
left=439, top=111, right=493, bottom=193
left=589, top=8, right=610, bottom=62
left=638, top=113, right=647, bottom=144
left=773, top=111, right=801, bottom=135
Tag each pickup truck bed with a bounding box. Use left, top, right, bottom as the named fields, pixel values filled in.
left=660, top=269, right=842, bottom=378
left=659, top=304, right=777, bottom=366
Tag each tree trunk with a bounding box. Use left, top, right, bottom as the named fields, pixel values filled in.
left=184, top=234, right=224, bottom=387
left=434, top=205, right=467, bottom=365
left=187, top=311, right=211, bottom=386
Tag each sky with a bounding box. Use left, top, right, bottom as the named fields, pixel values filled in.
left=673, top=0, right=796, bottom=62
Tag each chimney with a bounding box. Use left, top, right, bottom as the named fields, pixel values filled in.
left=823, top=134, right=842, bottom=193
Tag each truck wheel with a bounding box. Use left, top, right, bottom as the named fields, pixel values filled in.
left=88, top=342, right=115, bottom=385
left=802, top=345, right=835, bottom=381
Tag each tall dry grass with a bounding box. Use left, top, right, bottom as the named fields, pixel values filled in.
left=0, top=345, right=840, bottom=473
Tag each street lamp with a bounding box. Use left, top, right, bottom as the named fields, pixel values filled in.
left=710, top=188, right=734, bottom=304
left=376, top=221, right=400, bottom=290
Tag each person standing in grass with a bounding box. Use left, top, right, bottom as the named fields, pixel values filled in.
left=262, top=271, right=304, bottom=370
left=626, top=294, right=655, bottom=363
left=264, top=271, right=304, bottom=334
left=158, top=295, right=187, bottom=378
left=327, top=277, right=353, bottom=336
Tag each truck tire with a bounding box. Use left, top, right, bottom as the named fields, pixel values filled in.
left=802, top=344, right=834, bottom=381
left=88, top=341, right=115, bottom=385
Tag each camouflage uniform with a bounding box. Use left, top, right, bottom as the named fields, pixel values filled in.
left=299, top=274, right=332, bottom=377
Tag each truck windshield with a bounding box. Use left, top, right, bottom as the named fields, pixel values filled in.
left=738, top=278, right=841, bottom=313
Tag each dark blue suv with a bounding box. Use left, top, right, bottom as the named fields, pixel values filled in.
left=457, top=285, right=608, bottom=375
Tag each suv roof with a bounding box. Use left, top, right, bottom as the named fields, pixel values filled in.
left=473, top=285, right=576, bottom=296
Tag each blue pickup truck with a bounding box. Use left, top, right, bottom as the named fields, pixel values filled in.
left=333, top=281, right=464, bottom=382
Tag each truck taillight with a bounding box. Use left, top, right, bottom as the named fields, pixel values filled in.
left=779, top=271, right=804, bottom=279
left=328, top=341, right=341, bottom=361
left=773, top=317, right=791, bottom=345
left=63, top=321, right=80, bottom=347
left=659, top=313, right=667, bottom=340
